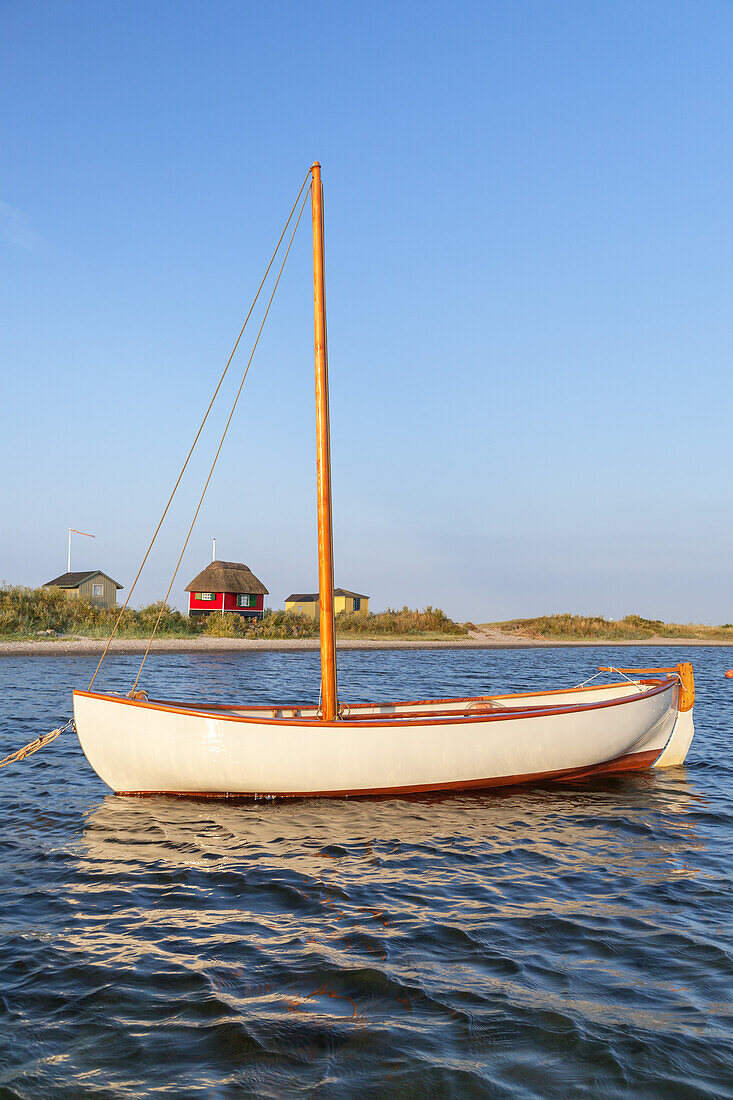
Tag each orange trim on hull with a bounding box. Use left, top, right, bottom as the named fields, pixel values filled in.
left=114, top=748, right=660, bottom=800
left=74, top=679, right=676, bottom=729
left=150, top=678, right=664, bottom=715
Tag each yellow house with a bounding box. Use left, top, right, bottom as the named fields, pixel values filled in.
left=285, top=588, right=369, bottom=619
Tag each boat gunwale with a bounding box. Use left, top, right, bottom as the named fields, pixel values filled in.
left=148, top=678, right=668, bottom=713
left=73, top=677, right=678, bottom=729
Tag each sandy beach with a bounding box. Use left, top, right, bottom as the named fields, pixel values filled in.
left=1, top=628, right=731, bottom=656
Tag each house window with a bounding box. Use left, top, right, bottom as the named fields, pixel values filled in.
left=197, top=592, right=216, bottom=601
left=298, top=605, right=303, bottom=612
left=92, top=583, right=103, bottom=598
left=353, top=598, right=361, bottom=611
left=237, top=594, right=255, bottom=608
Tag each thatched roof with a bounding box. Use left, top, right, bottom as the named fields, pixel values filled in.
left=286, top=588, right=368, bottom=602
left=185, top=561, right=268, bottom=595
left=44, top=570, right=123, bottom=590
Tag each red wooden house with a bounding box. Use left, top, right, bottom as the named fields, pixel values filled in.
left=185, top=560, right=268, bottom=621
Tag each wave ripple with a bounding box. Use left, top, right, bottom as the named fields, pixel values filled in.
left=0, top=646, right=732, bottom=1097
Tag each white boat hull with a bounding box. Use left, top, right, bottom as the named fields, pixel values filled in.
left=73, top=674, right=691, bottom=798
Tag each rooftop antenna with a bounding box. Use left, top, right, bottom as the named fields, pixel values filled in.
left=68, top=528, right=95, bottom=572
left=212, top=537, right=216, bottom=562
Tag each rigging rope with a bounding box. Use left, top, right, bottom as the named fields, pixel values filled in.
left=129, top=182, right=313, bottom=693
left=604, top=667, right=648, bottom=693
left=574, top=671, right=607, bottom=689
left=0, top=718, right=75, bottom=772
left=88, top=169, right=312, bottom=691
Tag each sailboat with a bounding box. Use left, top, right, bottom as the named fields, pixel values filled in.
left=73, top=163, right=696, bottom=797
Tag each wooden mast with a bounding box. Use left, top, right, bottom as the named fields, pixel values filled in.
left=311, top=161, right=338, bottom=721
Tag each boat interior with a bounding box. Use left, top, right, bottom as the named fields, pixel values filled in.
left=138, top=672, right=676, bottom=724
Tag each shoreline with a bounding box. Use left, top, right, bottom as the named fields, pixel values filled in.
left=1, top=630, right=732, bottom=656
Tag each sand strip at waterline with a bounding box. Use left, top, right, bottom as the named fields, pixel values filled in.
left=0, top=630, right=731, bottom=656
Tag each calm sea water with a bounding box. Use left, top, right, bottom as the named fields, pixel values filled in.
left=0, top=646, right=732, bottom=1098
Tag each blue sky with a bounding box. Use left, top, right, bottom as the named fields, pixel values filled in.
left=2, top=0, right=732, bottom=622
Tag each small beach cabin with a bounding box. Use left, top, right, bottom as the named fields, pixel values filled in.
left=43, top=570, right=123, bottom=609
left=285, top=588, right=369, bottom=619
left=185, top=560, right=268, bottom=620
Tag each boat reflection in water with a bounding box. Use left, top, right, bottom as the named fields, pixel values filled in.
left=68, top=771, right=718, bottom=1094
left=80, top=768, right=703, bottom=879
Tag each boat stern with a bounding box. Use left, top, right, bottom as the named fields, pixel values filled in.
left=654, top=663, right=695, bottom=767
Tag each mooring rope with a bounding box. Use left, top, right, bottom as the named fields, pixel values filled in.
left=0, top=718, right=75, bottom=771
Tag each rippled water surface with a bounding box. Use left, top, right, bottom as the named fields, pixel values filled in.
left=1, top=646, right=732, bottom=1098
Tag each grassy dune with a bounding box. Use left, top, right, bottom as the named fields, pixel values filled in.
left=0, top=587, right=466, bottom=641
left=183, top=605, right=465, bottom=639
left=0, top=585, right=197, bottom=639
left=335, top=606, right=466, bottom=637
left=484, top=613, right=733, bottom=641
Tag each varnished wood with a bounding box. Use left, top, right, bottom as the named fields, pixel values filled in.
left=311, top=162, right=338, bottom=721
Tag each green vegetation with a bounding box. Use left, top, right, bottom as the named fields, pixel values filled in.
left=335, top=606, right=467, bottom=637
left=203, top=609, right=318, bottom=639
left=0, top=587, right=466, bottom=641
left=4, top=586, right=731, bottom=644
left=0, top=585, right=196, bottom=638
left=485, top=613, right=733, bottom=641
left=193, top=606, right=465, bottom=639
